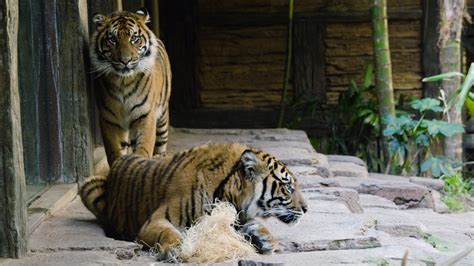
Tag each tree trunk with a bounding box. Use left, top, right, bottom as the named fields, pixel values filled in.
left=371, top=0, right=396, bottom=165
left=0, top=0, right=27, bottom=258
left=439, top=0, right=465, bottom=162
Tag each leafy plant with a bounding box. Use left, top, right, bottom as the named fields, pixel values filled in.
left=442, top=172, right=470, bottom=211
left=325, top=63, right=384, bottom=171
left=383, top=98, right=464, bottom=176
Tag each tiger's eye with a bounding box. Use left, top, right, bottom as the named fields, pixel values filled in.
left=286, top=184, right=294, bottom=193
left=107, top=36, right=117, bottom=45
left=131, top=34, right=140, bottom=44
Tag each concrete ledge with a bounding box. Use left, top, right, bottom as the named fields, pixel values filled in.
left=27, top=184, right=78, bottom=236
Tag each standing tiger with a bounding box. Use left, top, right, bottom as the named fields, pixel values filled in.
left=80, top=143, right=308, bottom=257
left=90, top=8, right=171, bottom=166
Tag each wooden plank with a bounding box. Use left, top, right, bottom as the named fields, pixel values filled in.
left=0, top=0, right=27, bottom=257
left=421, top=0, right=440, bottom=98
left=18, top=0, right=41, bottom=185
left=57, top=0, right=93, bottom=183
left=293, top=18, right=326, bottom=101
left=161, top=0, right=200, bottom=110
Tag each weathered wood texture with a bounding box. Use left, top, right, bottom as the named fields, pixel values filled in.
left=18, top=0, right=93, bottom=184
left=293, top=19, right=326, bottom=100
left=196, top=0, right=423, bottom=110
left=0, top=0, right=27, bottom=257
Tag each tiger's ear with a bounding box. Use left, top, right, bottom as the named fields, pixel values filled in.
left=92, top=13, right=107, bottom=28
left=240, top=150, right=259, bottom=181
left=136, top=8, right=150, bottom=23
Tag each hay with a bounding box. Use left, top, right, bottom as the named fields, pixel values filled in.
left=176, top=202, right=257, bottom=263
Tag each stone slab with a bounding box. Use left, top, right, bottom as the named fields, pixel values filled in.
left=330, top=161, right=369, bottom=178
left=364, top=208, right=425, bottom=238
left=409, top=176, right=445, bottom=191
left=336, top=176, right=432, bottom=209
left=359, top=194, right=399, bottom=209
left=28, top=198, right=140, bottom=253
left=303, top=187, right=363, bottom=213
left=263, top=198, right=380, bottom=253
left=327, top=154, right=367, bottom=168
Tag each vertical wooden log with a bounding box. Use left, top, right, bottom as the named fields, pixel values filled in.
left=293, top=18, right=326, bottom=102
left=18, top=0, right=41, bottom=184
left=0, top=0, right=27, bottom=257
left=149, top=0, right=160, bottom=37
left=39, top=0, right=63, bottom=182
left=422, top=0, right=441, bottom=98
left=57, top=0, right=93, bottom=183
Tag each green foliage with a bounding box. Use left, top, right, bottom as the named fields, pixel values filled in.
left=383, top=98, right=464, bottom=176
left=325, top=63, right=384, bottom=171
left=442, top=172, right=471, bottom=211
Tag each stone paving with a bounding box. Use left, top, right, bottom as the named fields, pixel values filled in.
left=3, top=129, right=474, bottom=265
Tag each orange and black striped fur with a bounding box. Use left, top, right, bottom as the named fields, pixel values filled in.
left=90, top=9, right=171, bottom=166
left=80, top=143, right=308, bottom=256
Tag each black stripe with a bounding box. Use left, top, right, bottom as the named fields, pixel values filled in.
left=191, top=183, right=196, bottom=221
left=179, top=200, right=183, bottom=226
left=130, top=93, right=148, bottom=112
left=270, top=181, right=278, bottom=196
left=185, top=201, right=191, bottom=228
left=165, top=207, right=171, bottom=223
left=212, top=161, right=240, bottom=200
left=130, top=112, right=149, bottom=128
left=260, top=177, right=269, bottom=200
left=103, top=117, right=122, bottom=129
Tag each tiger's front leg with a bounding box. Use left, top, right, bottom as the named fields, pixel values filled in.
left=137, top=208, right=182, bottom=260
left=130, top=112, right=157, bottom=158
left=240, top=220, right=277, bottom=254
left=154, top=108, right=169, bottom=156
left=99, top=117, right=129, bottom=166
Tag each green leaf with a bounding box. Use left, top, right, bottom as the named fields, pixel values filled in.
left=414, top=134, right=429, bottom=146
left=383, top=127, right=399, bottom=137
left=422, top=72, right=465, bottom=82
left=410, top=98, right=443, bottom=112
left=455, top=63, right=474, bottom=113
left=423, top=120, right=464, bottom=137
left=465, top=96, right=474, bottom=117
left=363, top=62, right=374, bottom=89
left=420, top=157, right=434, bottom=172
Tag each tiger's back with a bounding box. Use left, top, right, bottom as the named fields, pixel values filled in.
left=90, top=9, right=171, bottom=166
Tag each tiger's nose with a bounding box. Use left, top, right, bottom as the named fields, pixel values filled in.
left=302, top=205, right=308, bottom=213
left=119, top=57, right=132, bottom=65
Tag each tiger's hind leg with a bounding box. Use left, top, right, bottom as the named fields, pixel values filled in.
left=239, top=220, right=277, bottom=254
left=137, top=207, right=182, bottom=260
left=154, top=108, right=169, bottom=156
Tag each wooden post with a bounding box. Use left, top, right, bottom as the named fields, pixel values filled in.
left=0, top=0, right=27, bottom=258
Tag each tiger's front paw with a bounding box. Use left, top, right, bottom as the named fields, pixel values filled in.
left=240, top=221, right=277, bottom=254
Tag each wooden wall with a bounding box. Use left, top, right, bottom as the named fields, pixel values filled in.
left=195, top=0, right=423, bottom=111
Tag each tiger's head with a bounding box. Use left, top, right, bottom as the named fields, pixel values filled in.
left=90, top=9, right=158, bottom=77
left=238, top=149, right=308, bottom=225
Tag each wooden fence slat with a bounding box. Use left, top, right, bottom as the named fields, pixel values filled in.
left=0, top=0, right=27, bottom=258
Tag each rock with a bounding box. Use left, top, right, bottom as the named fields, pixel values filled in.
left=357, top=179, right=431, bottom=209
left=369, top=173, right=410, bottom=183
left=263, top=199, right=380, bottom=253
left=330, top=161, right=369, bottom=178
left=364, top=208, right=425, bottom=238
left=303, top=187, right=363, bottom=213
left=359, top=194, right=399, bottom=209
left=297, top=175, right=340, bottom=189
left=327, top=155, right=367, bottom=168
left=29, top=198, right=140, bottom=253
left=409, top=176, right=444, bottom=191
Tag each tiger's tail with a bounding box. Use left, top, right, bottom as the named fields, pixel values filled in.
left=80, top=175, right=108, bottom=218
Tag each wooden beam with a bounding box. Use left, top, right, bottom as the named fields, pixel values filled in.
left=421, top=0, right=441, bottom=98
left=0, top=0, right=27, bottom=258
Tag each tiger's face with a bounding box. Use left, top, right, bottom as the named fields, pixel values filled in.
left=240, top=150, right=308, bottom=224
left=90, top=9, right=158, bottom=77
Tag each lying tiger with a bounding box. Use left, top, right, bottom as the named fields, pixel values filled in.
left=80, top=143, right=308, bottom=256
